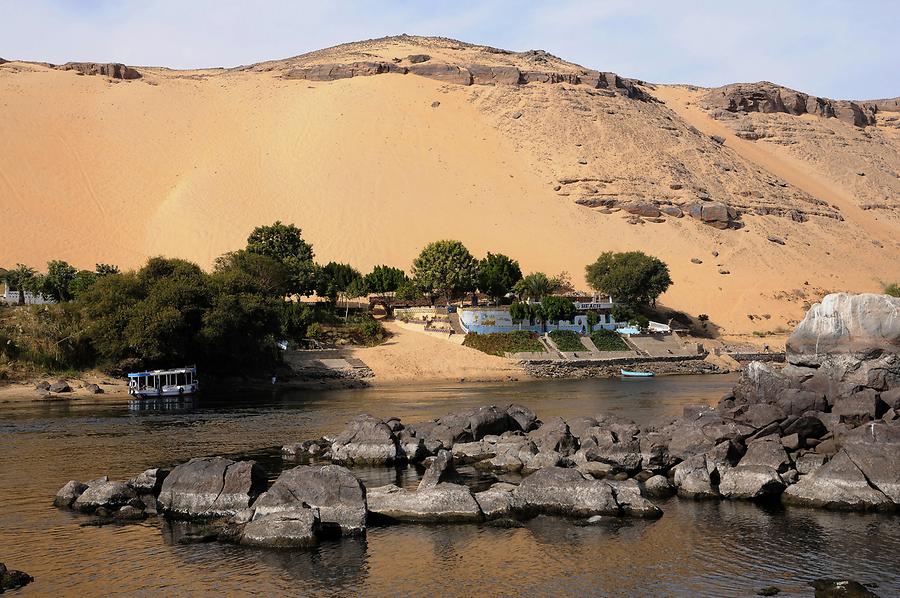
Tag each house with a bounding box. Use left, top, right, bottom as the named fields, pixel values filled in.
left=458, top=293, right=630, bottom=335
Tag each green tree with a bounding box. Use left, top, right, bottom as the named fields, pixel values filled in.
left=68, top=270, right=98, bottom=299
left=316, top=262, right=362, bottom=304
left=513, top=272, right=554, bottom=302
left=585, top=251, right=672, bottom=307
left=214, top=250, right=289, bottom=297
left=394, top=279, right=423, bottom=302
left=478, top=253, right=522, bottom=303
left=364, top=265, right=408, bottom=294
left=509, top=301, right=530, bottom=322
left=246, top=221, right=315, bottom=263
left=586, top=310, right=599, bottom=330
left=541, top=296, right=576, bottom=323
left=412, top=240, right=479, bottom=304
left=41, top=260, right=78, bottom=301
left=95, top=263, right=120, bottom=276
left=246, top=222, right=317, bottom=296
left=529, top=303, right=546, bottom=328
left=3, top=264, right=38, bottom=305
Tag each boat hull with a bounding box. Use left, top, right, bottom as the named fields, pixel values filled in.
left=129, top=384, right=198, bottom=399
left=620, top=369, right=654, bottom=378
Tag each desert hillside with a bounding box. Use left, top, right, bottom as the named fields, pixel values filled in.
left=1, top=35, right=898, bottom=334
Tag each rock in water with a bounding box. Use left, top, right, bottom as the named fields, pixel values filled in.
left=418, top=450, right=460, bottom=490
left=158, top=456, right=267, bottom=518
left=54, top=480, right=88, bottom=507
left=0, top=562, right=34, bottom=593
left=128, top=468, right=169, bottom=495
left=511, top=466, right=620, bottom=518
left=72, top=481, right=137, bottom=513
left=782, top=450, right=892, bottom=511
left=251, top=465, right=366, bottom=534
left=330, top=415, right=402, bottom=464
left=366, top=483, right=483, bottom=523
left=810, top=578, right=880, bottom=597
left=223, top=507, right=320, bottom=549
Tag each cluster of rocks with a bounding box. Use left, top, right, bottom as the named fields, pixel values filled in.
left=282, top=59, right=648, bottom=99
left=0, top=562, right=33, bottom=593
left=54, top=62, right=141, bottom=80
left=702, top=82, right=878, bottom=127
left=54, top=293, right=899, bottom=553
left=520, top=358, right=722, bottom=379
left=34, top=379, right=103, bottom=398
left=610, top=197, right=738, bottom=229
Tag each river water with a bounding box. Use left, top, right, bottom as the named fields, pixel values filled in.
left=1, top=375, right=898, bottom=597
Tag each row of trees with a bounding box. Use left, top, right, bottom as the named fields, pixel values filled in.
left=2, top=262, right=119, bottom=304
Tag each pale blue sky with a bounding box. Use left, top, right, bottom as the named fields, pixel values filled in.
left=1, top=0, right=897, bottom=99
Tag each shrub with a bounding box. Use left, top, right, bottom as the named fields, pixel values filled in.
left=886, top=283, right=900, bottom=298
left=356, top=316, right=387, bottom=345
left=541, top=296, right=576, bottom=323
left=590, top=330, right=629, bottom=351
left=463, top=331, right=545, bottom=356
left=549, top=330, right=584, bottom=352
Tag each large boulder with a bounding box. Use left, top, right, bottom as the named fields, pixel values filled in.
left=719, top=465, right=785, bottom=499
left=158, top=457, right=267, bottom=518
left=606, top=479, right=663, bottom=518
left=527, top=417, right=578, bottom=455
left=251, top=465, right=367, bottom=534
left=776, top=389, right=828, bottom=415
left=506, top=404, right=538, bottom=431
left=222, top=507, right=319, bottom=548
left=785, top=293, right=900, bottom=390
left=474, top=484, right=516, bottom=520
left=511, top=466, right=620, bottom=518
left=419, top=450, right=461, bottom=490
left=733, top=361, right=792, bottom=405
left=782, top=450, right=893, bottom=511
left=54, top=480, right=88, bottom=507
left=128, top=468, right=169, bottom=495
left=467, top=405, right=511, bottom=439
left=366, top=483, right=483, bottom=523
left=839, top=420, right=900, bottom=504
left=330, top=415, right=402, bottom=464
left=56, top=62, right=141, bottom=79
left=672, top=454, right=719, bottom=499
left=72, top=481, right=137, bottom=513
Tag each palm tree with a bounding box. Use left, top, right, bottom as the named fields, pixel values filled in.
left=513, top=272, right=555, bottom=302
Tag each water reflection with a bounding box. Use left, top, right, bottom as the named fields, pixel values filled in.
left=1, top=375, right=898, bottom=597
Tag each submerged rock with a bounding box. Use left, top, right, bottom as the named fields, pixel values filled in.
left=782, top=450, right=893, bottom=511
left=222, top=507, right=320, bottom=548
left=810, top=578, right=880, bottom=597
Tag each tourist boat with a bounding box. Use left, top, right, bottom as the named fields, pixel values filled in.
left=620, top=369, right=654, bottom=378
left=128, top=366, right=199, bottom=398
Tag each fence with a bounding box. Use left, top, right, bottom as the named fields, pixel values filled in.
left=1, top=290, right=56, bottom=305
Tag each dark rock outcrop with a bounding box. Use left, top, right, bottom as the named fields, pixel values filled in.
left=158, top=457, right=267, bottom=518
left=330, top=414, right=403, bottom=464
left=0, top=563, right=34, bottom=593
left=56, top=62, right=141, bottom=80
left=684, top=200, right=738, bottom=229
left=702, top=82, right=876, bottom=127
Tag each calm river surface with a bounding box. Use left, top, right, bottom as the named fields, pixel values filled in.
left=1, top=375, right=898, bottom=597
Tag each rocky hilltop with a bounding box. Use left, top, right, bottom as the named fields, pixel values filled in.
left=701, top=81, right=880, bottom=127
left=0, top=35, right=898, bottom=333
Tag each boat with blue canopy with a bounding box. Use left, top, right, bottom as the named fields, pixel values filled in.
left=128, top=366, right=199, bottom=398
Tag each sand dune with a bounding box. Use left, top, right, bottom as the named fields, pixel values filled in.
left=0, top=36, right=898, bottom=335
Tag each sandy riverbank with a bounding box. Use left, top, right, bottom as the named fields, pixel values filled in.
left=348, top=321, right=526, bottom=386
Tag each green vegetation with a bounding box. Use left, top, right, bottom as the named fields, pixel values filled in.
left=245, top=221, right=318, bottom=296
left=412, top=240, right=479, bottom=303
left=509, top=301, right=530, bottom=322
left=585, top=251, right=672, bottom=310
left=886, top=283, right=900, bottom=298
left=549, top=330, right=584, bottom=352
left=463, top=331, right=545, bottom=356
left=590, top=329, right=629, bottom=351
left=478, top=253, right=522, bottom=303
left=541, top=296, right=576, bottom=323
left=512, top=271, right=572, bottom=302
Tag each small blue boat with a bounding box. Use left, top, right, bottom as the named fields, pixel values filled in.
left=620, top=369, right=654, bottom=378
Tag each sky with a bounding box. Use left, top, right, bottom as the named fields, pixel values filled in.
left=1, top=0, right=897, bottom=99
